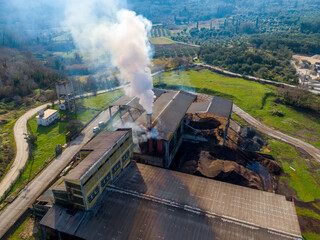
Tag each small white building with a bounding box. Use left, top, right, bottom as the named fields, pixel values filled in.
left=36, top=109, right=59, bottom=126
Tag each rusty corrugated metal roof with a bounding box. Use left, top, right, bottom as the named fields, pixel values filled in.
left=135, top=90, right=196, bottom=141
left=187, top=96, right=233, bottom=118
left=186, top=101, right=211, bottom=114
left=208, top=96, right=233, bottom=118
left=40, top=162, right=302, bottom=240
left=112, top=163, right=301, bottom=238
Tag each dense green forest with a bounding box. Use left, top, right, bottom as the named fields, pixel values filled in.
left=135, top=0, right=320, bottom=84
left=199, top=45, right=298, bottom=84
left=0, top=48, right=62, bottom=104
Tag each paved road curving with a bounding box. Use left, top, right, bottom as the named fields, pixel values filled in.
left=0, top=104, right=49, bottom=199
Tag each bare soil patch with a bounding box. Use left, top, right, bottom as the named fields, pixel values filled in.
left=298, top=215, right=320, bottom=235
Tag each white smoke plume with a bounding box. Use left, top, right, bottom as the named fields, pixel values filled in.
left=64, top=0, right=154, bottom=113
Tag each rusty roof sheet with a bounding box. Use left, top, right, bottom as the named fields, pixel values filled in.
left=65, top=131, right=128, bottom=181
left=187, top=96, right=233, bottom=118
left=186, top=101, right=211, bottom=114
left=40, top=162, right=301, bottom=240
left=112, top=163, right=301, bottom=238
left=41, top=190, right=296, bottom=240
left=40, top=205, right=85, bottom=234
left=208, top=96, right=233, bottom=118
left=135, top=90, right=196, bottom=141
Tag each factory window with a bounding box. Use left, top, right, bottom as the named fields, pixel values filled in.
left=98, top=161, right=107, bottom=171
left=65, top=182, right=81, bottom=190
left=101, top=173, right=111, bottom=187
left=73, top=189, right=83, bottom=196
left=104, top=157, right=110, bottom=164
left=122, top=150, right=130, bottom=164
left=53, top=192, right=68, bottom=200
left=123, top=138, right=129, bottom=149
left=83, top=174, right=94, bottom=186
left=112, top=162, right=121, bottom=174
left=87, top=186, right=99, bottom=203
left=72, top=195, right=84, bottom=205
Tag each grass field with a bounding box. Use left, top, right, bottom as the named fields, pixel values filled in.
left=56, top=106, right=99, bottom=123
left=304, top=233, right=320, bottom=240
left=7, top=213, right=40, bottom=240
left=267, top=139, right=320, bottom=202
left=150, top=37, right=175, bottom=45
left=296, top=207, right=320, bottom=221
left=77, top=89, right=123, bottom=110
left=155, top=69, right=320, bottom=148
left=9, top=116, right=68, bottom=193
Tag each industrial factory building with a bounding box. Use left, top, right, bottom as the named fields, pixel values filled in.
left=40, top=162, right=302, bottom=239
left=51, top=129, right=133, bottom=210
left=110, top=89, right=233, bottom=168
left=36, top=89, right=302, bottom=239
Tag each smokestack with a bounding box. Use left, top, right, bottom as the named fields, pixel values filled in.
left=147, top=113, right=152, bottom=129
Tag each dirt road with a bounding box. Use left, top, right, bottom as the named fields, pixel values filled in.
left=0, top=104, right=49, bottom=199
left=195, top=92, right=320, bottom=162
left=233, top=104, right=320, bottom=162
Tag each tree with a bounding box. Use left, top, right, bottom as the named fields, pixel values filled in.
left=66, top=120, right=84, bottom=135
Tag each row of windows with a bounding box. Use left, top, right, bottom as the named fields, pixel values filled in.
left=47, top=114, right=58, bottom=122
left=87, top=186, right=99, bottom=203
left=53, top=191, right=68, bottom=200
left=73, top=189, right=83, bottom=196
left=101, top=173, right=111, bottom=188
left=112, top=162, right=121, bottom=175
left=122, top=150, right=130, bottom=164
left=106, top=137, right=130, bottom=162
left=72, top=195, right=84, bottom=205
left=65, top=181, right=81, bottom=191
left=96, top=137, right=130, bottom=172
left=83, top=172, right=96, bottom=187
left=83, top=149, right=127, bottom=189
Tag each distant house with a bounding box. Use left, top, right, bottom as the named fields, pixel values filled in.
left=36, top=109, right=59, bottom=126
left=315, top=62, right=320, bottom=71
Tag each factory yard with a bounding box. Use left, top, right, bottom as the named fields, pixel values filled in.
left=3, top=69, right=320, bottom=239
left=154, top=68, right=320, bottom=237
